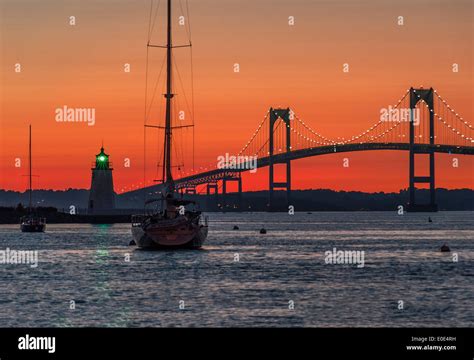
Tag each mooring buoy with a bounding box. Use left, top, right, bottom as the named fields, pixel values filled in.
left=440, top=244, right=450, bottom=252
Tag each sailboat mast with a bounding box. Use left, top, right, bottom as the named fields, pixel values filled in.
left=163, top=0, right=174, bottom=186
left=28, top=124, right=32, bottom=211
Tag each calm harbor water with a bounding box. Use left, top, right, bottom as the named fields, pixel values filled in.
left=0, top=212, right=473, bottom=327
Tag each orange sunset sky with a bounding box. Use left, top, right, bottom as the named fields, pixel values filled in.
left=1, top=0, right=473, bottom=193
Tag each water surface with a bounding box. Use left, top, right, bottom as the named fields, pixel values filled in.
left=0, top=212, right=472, bottom=327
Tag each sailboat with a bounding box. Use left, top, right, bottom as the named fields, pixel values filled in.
left=20, top=125, right=46, bottom=232
left=131, top=0, right=208, bottom=249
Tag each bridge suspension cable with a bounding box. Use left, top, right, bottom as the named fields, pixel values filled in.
left=162, top=87, right=474, bottom=194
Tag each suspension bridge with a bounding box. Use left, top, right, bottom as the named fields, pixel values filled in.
left=127, top=87, right=474, bottom=212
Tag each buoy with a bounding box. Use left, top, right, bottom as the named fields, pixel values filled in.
left=129, top=240, right=136, bottom=246
left=259, top=228, right=267, bottom=234
left=233, top=225, right=239, bottom=230
left=440, top=244, right=450, bottom=252
left=428, top=217, right=433, bottom=223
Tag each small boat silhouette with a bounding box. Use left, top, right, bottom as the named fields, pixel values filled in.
left=20, top=125, right=46, bottom=233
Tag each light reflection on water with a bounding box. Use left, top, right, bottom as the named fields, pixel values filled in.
left=0, top=211, right=472, bottom=327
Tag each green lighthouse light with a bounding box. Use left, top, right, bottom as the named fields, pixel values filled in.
left=95, top=146, right=110, bottom=170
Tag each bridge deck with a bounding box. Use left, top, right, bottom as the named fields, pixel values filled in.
left=173, top=143, right=474, bottom=188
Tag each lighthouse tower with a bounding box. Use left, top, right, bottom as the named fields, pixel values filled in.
left=88, top=146, right=115, bottom=214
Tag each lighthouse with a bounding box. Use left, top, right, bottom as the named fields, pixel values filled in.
left=88, top=146, right=116, bottom=214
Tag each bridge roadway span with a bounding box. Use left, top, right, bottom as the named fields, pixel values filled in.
left=171, top=143, right=474, bottom=188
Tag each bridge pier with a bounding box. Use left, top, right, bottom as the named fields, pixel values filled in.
left=206, top=182, right=219, bottom=211
left=184, top=185, right=197, bottom=195
left=268, top=107, right=292, bottom=211
left=408, top=87, right=438, bottom=212
left=222, top=175, right=243, bottom=210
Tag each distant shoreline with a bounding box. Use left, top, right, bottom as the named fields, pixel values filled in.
left=1, top=188, right=473, bottom=214
left=0, top=208, right=131, bottom=224
left=1, top=207, right=473, bottom=224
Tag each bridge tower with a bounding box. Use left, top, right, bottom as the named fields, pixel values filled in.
left=408, top=87, right=437, bottom=212
left=269, top=107, right=291, bottom=211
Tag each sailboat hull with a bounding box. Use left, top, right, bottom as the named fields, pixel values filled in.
left=21, top=223, right=46, bottom=233
left=132, top=215, right=208, bottom=249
